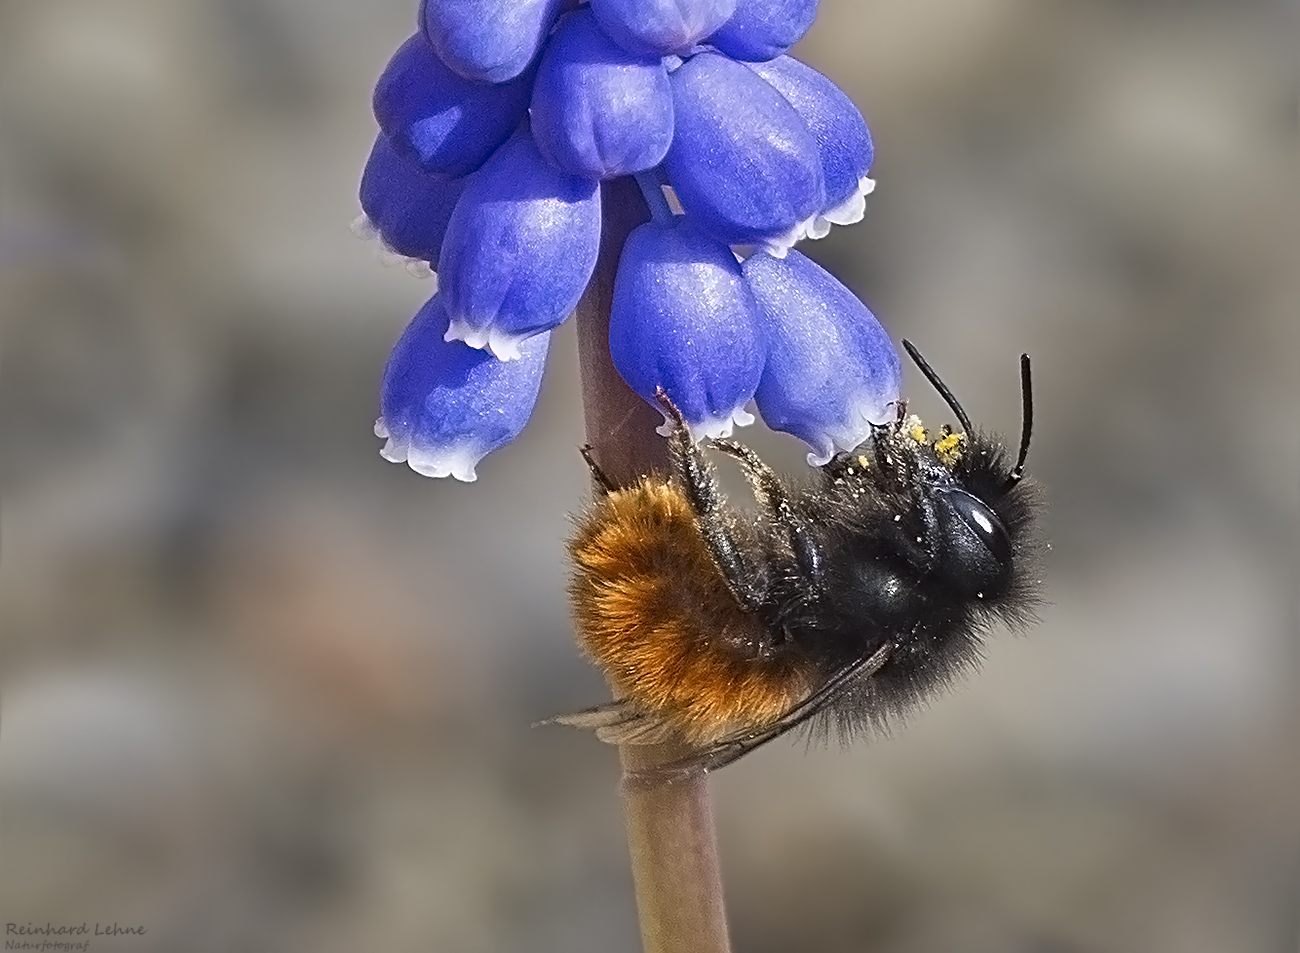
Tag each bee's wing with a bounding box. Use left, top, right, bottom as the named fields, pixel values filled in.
left=656, top=641, right=896, bottom=776
left=544, top=700, right=676, bottom=746
left=546, top=642, right=894, bottom=776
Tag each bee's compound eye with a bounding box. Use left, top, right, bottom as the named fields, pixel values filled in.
left=938, top=487, right=1013, bottom=582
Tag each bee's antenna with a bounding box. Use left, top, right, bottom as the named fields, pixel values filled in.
left=901, top=340, right=973, bottom=435
left=1006, top=353, right=1033, bottom=487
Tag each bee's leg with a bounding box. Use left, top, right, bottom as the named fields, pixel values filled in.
left=655, top=391, right=767, bottom=613
left=712, top=440, right=823, bottom=586
left=885, top=441, right=943, bottom=573
left=579, top=445, right=617, bottom=495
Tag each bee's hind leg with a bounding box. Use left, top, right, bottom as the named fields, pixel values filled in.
left=654, top=389, right=768, bottom=614
left=712, top=440, right=824, bottom=587
left=579, top=445, right=617, bottom=495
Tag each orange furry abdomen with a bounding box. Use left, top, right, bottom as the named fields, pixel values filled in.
left=568, top=479, right=812, bottom=746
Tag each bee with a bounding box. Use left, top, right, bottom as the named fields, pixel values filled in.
left=557, top=341, right=1042, bottom=774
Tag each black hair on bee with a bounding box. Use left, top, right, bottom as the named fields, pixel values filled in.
left=557, top=342, right=1042, bottom=774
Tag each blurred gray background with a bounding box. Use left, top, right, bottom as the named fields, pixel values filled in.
left=1, top=1, right=1295, bottom=951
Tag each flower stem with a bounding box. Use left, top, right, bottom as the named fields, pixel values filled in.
left=574, top=175, right=733, bottom=953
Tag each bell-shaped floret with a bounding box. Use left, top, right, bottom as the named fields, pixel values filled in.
left=438, top=132, right=601, bottom=360
left=372, top=34, right=532, bottom=178
left=377, top=294, right=550, bottom=482
left=610, top=220, right=763, bottom=439
left=357, top=133, right=468, bottom=268
left=708, top=0, right=819, bottom=63
left=530, top=10, right=674, bottom=180
left=663, top=52, right=825, bottom=257
left=589, top=0, right=737, bottom=57
left=744, top=250, right=899, bottom=465
left=747, top=55, right=874, bottom=236
left=420, top=0, right=564, bottom=83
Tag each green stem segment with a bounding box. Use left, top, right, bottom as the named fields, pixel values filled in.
left=573, top=175, right=733, bottom=953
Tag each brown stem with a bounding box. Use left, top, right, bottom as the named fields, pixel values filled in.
left=573, top=175, right=733, bottom=953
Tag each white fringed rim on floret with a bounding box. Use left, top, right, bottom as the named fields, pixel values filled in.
left=375, top=418, right=484, bottom=482
left=350, top=213, right=436, bottom=280
left=656, top=404, right=757, bottom=441
left=443, top=318, right=533, bottom=362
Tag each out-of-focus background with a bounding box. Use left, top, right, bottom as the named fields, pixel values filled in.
left=1, top=0, right=1295, bottom=950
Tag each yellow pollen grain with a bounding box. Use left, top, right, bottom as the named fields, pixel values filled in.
left=935, top=433, right=964, bottom=456
left=857, top=455, right=869, bottom=468
left=909, top=425, right=927, bottom=443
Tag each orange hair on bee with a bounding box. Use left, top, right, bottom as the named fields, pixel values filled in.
left=568, top=477, right=814, bottom=746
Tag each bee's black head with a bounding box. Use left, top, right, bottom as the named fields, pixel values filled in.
left=900, top=339, right=1035, bottom=600
left=932, top=485, right=1013, bottom=597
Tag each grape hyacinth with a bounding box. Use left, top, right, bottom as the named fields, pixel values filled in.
left=359, top=0, right=895, bottom=480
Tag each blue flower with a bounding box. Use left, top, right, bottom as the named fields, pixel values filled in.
left=420, top=0, right=564, bottom=84
left=744, top=249, right=899, bottom=464
left=746, top=55, right=875, bottom=236
left=377, top=293, right=550, bottom=482
left=356, top=132, right=468, bottom=270
left=610, top=219, right=763, bottom=438
left=662, top=51, right=825, bottom=256
left=362, top=0, right=894, bottom=479
left=530, top=10, right=674, bottom=180
left=589, top=0, right=737, bottom=57
left=373, top=33, right=533, bottom=178
left=709, top=0, right=820, bottom=63
left=437, top=131, right=601, bottom=360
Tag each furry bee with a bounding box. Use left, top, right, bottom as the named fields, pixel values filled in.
left=558, top=342, right=1041, bottom=773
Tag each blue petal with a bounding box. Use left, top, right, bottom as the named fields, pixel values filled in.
left=746, top=55, right=874, bottom=235
left=357, top=132, right=468, bottom=266
left=590, top=0, right=737, bottom=56
left=377, top=294, right=550, bottom=481
left=744, top=250, right=899, bottom=464
left=663, top=52, right=825, bottom=256
left=420, top=0, right=563, bottom=83
left=530, top=10, right=674, bottom=180
left=708, top=0, right=819, bottom=63
left=438, top=132, right=601, bottom=360
left=610, top=220, right=763, bottom=438
left=372, top=34, right=532, bottom=178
